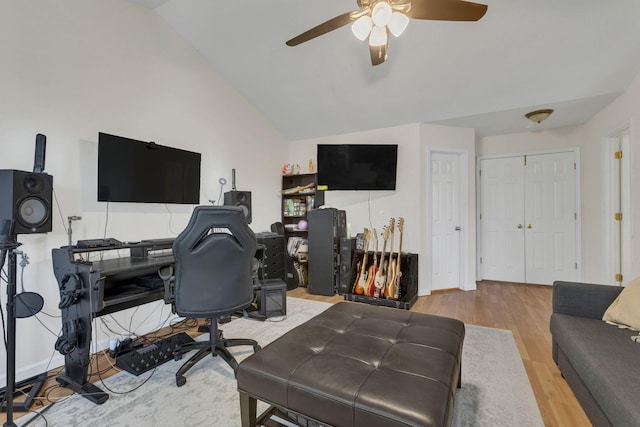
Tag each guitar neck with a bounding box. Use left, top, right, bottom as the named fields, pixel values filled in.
left=395, top=219, right=404, bottom=273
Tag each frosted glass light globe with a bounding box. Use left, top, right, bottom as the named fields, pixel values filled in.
left=369, top=25, right=388, bottom=47
left=371, top=2, right=392, bottom=27
left=352, top=15, right=373, bottom=41
left=388, top=12, right=409, bottom=37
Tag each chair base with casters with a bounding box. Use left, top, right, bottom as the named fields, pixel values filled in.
left=172, top=317, right=261, bottom=387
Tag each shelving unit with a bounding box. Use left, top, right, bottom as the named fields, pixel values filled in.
left=281, top=173, right=324, bottom=289
left=281, top=173, right=324, bottom=237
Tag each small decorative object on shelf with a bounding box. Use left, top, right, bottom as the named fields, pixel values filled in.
left=282, top=164, right=294, bottom=175
left=283, top=164, right=302, bottom=175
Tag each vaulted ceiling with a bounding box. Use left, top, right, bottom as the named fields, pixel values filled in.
left=130, top=0, right=640, bottom=140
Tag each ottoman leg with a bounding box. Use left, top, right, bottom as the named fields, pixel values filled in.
left=240, top=392, right=257, bottom=427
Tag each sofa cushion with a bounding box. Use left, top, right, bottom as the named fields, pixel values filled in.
left=603, top=277, right=640, bottom=330
left=551, top=313, right=640, bottom=427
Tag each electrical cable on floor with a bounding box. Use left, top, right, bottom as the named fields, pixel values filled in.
left=17, top=400, right=54, bottom=427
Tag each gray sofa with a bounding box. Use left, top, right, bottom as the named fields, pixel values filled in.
left=550, top=281, right=640, bottom=427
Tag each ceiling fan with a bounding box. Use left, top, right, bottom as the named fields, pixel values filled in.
left=286, top=0, right=488, bottom=66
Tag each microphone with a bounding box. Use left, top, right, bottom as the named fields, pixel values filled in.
left=231, top=168, right=237, bottom=191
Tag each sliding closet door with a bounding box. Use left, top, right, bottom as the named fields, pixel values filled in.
left=479, top=156, right=525, bottom=282
left=524, top=152, right=578, bottom=284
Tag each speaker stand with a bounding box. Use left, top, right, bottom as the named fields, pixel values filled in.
left=1, top=239, right=45, bottom=426
left=0, top=372, right=47, bottom=414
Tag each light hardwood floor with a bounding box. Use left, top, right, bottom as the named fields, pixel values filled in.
left=3, top=281, right=589, bottom=426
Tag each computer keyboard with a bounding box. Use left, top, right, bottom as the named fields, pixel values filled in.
left=76, top=238, right=123, bottom=249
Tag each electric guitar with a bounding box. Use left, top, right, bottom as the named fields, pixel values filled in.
left=353, top=229, right=370, bottom=295
left=373, top=223, right=392, bottom=298
left=384, top=218, right=397, bottom=298
left=388, top=218, right=404, bottom=300
left=364, top=229, right=378, bottom=297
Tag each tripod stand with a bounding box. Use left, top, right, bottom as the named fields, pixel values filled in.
left=1, top=227, right=45, bottom=427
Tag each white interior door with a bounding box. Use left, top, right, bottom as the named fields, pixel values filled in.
left=431, top=152, right=461, bottom=290
left=479, top=157, right=525, bottom=282
left=480, top=151, right=579, bottom=285
left=524, top=152, right=577, bottom=284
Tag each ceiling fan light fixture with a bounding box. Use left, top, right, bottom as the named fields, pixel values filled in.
left=388, top=12, right=409, bottom=37
left=525, top=109, right=554, bottom=124
left=371, top=1, right=393, bottom=27
left=352, top=15, right=373, bottom=41
left=369, top=25, right=388, bottom=46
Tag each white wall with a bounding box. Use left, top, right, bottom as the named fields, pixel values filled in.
left=0, top=0, right=286, bottom=382
left=288, top=123, right=476, bottom=295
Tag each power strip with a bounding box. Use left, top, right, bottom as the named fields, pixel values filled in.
left=115, top=332, right=194, bottom=376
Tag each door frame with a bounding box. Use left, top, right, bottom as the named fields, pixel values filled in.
left=427, top=147, right=471, bottom=292
left=476, top=147, right=582, bottom=282
left=605, top=127, right=631, bottom=285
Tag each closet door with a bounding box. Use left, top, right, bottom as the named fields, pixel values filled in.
left=524, top=152, right=578, bottom=284
left=479, top=156, right=525, bottom=282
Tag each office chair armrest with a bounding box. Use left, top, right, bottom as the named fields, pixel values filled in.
left=158, top=266, right=176, bottom=312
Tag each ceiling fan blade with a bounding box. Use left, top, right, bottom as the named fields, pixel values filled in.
left=370, top=42, right=388, bottom=66
left=286, top=11, right=359, bottom=46
left=407, top=0, right=488, bottom=21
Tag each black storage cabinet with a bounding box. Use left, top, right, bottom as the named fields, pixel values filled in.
left=255, top=232, right=286, bottom=282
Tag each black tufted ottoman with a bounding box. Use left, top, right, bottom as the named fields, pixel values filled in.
left=237, top=301, right=465, bottom=427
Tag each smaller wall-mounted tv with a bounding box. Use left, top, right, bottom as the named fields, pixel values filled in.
left=98, top=132, right=201, bottom=204
left=317, top=144, right=398, bottom=191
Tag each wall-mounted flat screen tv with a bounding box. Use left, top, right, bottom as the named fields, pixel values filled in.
left=317, top=144, right=398, bottom=191
left=98, top=132, right=201, bottom=204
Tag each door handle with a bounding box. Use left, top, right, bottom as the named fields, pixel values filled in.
left=517, top=224, right=523, bottom=229
left=454, top=226, right=461, bottom=231
left=527, top=224, right=533, bottom=229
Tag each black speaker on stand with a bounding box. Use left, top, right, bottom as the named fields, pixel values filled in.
left=0, top=134, right=50, bottom=426
left=223, top=168, right=251, bottom=223
left=223, top=191, right=251, bottom=224
left=0, top=170, right=53, bottom=234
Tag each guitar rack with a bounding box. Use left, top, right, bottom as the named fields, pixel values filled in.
left=343, top=252, right=418, bottom=310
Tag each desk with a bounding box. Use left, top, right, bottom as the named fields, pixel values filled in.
left=51, top=239, right=175, bottom=404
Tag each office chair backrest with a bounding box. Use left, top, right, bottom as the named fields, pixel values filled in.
left=172, top=206, right=257, bottom=318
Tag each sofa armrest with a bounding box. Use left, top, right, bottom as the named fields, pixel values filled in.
left=552, top=281, right=622, bottom=320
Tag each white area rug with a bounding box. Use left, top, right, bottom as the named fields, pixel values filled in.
left=18, top=298, right=543, bottom=426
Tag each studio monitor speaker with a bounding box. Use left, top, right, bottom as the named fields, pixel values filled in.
left=0, top=170, right=53, bottom=234
left=224, top=190, right=251, bottom=224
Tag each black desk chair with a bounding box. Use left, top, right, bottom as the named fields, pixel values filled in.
left=166, top=205, right=260, bottom=387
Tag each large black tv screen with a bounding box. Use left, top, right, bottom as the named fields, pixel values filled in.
left=98, top=132, right=201, bottom=204
left=317, top=144, right=398, bottom=191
